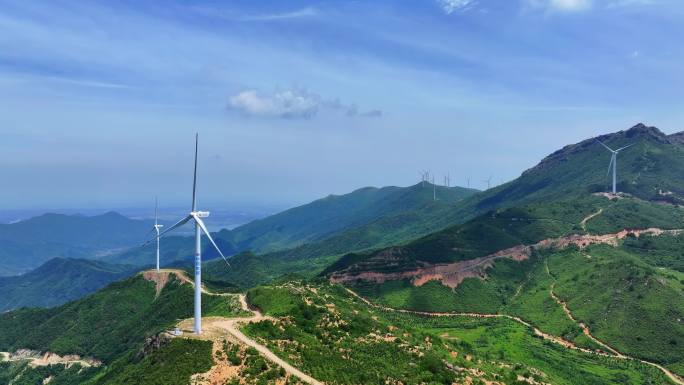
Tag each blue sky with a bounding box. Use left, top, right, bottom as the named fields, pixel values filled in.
left=1, top=0, right=683, bottom=210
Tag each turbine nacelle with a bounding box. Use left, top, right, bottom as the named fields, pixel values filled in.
left=192, top=211, right=210, bottom=218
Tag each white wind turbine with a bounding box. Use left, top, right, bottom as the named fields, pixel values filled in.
left=150, top=134, right=230, bottom=334
left=150, top=197, right=164, bottom=272
left=597, top=140, right=634, bottom=194
left=483, top=176, right=492, bottom=190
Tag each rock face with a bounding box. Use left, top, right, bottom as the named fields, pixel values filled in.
left=330, top=227, right=681, bottom=289
left=135, top=333, right=171, bottom=362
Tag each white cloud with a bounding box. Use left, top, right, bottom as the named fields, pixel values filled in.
left=525, top=0, right=592, bottom=12
left=228, top=89, right=319, bottom=118
left=436, top=0, right=477, bottom=14
left=551, top=0, right=592, bottom=10
left=525, top=0, right=653, bottom=12
left=238, top=7, right=318, bottom=22
left=227, top=89, right=381, bottom=119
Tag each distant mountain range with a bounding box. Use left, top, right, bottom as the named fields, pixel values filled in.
left=0, top=212, right=153, bottom=276
left=0, top=258, right=138, bottom=312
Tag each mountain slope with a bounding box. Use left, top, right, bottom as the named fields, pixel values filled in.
left=206, top=123, right=684, bottom=289
left=467, top=123, right=684, bottom=213
left=217, top=183, right=477, bottom=254
left=0, top=212, right=153, bottom=276
left=0, top=258, right=138, bottom=312
left=111, top=183, right=478, bottom=270
left=320, top=123, right=684, bottom=376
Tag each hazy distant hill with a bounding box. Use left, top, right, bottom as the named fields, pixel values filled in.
left=0, top=258, right=138, bottom=312
left=0, top=212, right=153, bottom=276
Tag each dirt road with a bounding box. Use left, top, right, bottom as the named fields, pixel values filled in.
left=161, top=269, right=325, bottom=385
left=344, top=287, right=684, bottom=385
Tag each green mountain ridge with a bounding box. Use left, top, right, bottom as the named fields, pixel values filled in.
left=0, top=258, right=139, bottom=312
left=111, top=183, right=478, bottom=269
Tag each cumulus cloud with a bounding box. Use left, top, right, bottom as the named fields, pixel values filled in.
left=436, top=0, right=478, bottom=14
left=227, top=89, right=381, bottom=119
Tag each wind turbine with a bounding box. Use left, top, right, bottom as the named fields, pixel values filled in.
left=150, top=197, right=164, bottom=272
left=432, top=175, right=436, bottom=201
left=149, top=134, right=230, bottom=334
left=597, top=140, right=634, bottom=194
left=484, top=176, right=492, bottom=190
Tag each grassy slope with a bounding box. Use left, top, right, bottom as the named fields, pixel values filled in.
left=0, top=258, right=138, bottom=312
left=355, top=240, right=684, bottom=374
left=327, top=195, right=684, bottom=276
left=0, top=273, right=238, bottom=363
left=245, top=282, right=673, bottom=385
left=550, top=246, right=684, bottom=372
left=115, top=183, right=478, bottom=270
left=218, top=183, right=477, bottom=253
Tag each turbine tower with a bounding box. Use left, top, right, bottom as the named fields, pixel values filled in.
left=151, top=134, right=230, bottom=334
left=597, top=140, right=634, bottom=194
left=432, top=175, right=436, bottom=201
left=151, top=197, right=164, bottom=272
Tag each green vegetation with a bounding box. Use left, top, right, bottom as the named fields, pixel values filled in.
left=354, top=241, right=684, bottom=376
left=550, top=245, right=684, bottom=371
left=0, top=361, right=99, bottom=385
left=244, top=281, right=675, bottom=385
left=88, top=339, right=213, bottom=385
left=0, top=258, right=138, bottom=312
left=217, top=183, right=478, bottom=254
left=0, top=273, right=239, bottom=362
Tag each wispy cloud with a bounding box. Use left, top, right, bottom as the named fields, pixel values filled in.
left=436, top=0, right=478, bottom=14
left=524, top=0, right=656, bottom=12
left=239, top=6, right=318, bottom=22
left=525, top=0, right=592, bottom=12
left=227, top=88, right=381, bottom=119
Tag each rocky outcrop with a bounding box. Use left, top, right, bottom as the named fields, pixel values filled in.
left=135, top=332, right=171, bottom=361
left=330, top=228, right=681, bottom=288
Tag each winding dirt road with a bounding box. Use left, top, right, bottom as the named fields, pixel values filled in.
left=580, top=208, right=604, bottom=231
left=155, top=270, right=324, bottom=385
left=344, top=287, right=684, bottom=385
left=209, top=295, right=324, bottom=385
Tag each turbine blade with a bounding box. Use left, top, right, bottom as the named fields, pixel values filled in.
left=596, top=139, right=615, bottom=152
left=193, top=214, right=230, bottom=267
left=192, top=134, right=198, bottom=212
left=154, top=196, right=158, bottom=226
left=143, top=214, right=192, bottom=245
left=616, top=143, right=635, bottom=152
left=606, top=154, right=615, bottom=177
